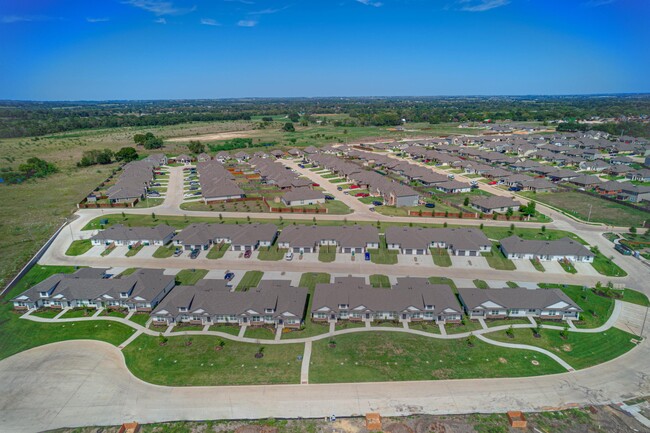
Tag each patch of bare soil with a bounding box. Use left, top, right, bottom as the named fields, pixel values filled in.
left=167, top=130, right=257, bottom=142
left=234, top=426, right=278, bottom=433
left=384, top=422, right=414, bottom=433
left=562, top=344, right=573, bottom=352
left=498, top=357, right=508, bottom=364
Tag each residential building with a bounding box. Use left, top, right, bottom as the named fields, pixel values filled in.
left=470, top=196, right=521, bottom=214
left=277, top=225, right=379, bottom=253
left=175, top=223, right=278, bottom=251
left=385, top=227, right=491, bottom=256
left=499, top=235, right=594, bottom=262
left=90, top=224, right=176, bottom=246
left=281, top=188, right=326, bottom=206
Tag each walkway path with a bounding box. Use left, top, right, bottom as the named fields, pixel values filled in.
left=476, top=334, right=574, bottom=371
left=300, top=341, right=312, bottom=384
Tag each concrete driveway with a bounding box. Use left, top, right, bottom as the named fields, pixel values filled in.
left=513, top=259, right=539, bottom=273
left=574, top=262, right=600, bottom=277
left=543, top=261, right=567, bottom=274
left=450, top=256, right=490, bottom=269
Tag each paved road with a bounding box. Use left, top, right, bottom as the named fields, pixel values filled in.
left=1, top=306, right=648, bottom=433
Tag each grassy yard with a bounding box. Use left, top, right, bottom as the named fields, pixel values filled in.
left=125, top=244, right=144, bottom=257
left=309, top=332, right=564, bottom=383
left=445, top=320, right=484, bottom=334
left=175, top=269, right=208, bottom=285
left=519, top=190, right=649, bottom=227
left=30, top=309, right=63, bottom=319
left=482, top=244, right=516, bottom=271
left=428, top=276, right=458, bottom=292
left=60, top=308, right=95, bottom=319
left=559, top=260, right=577, bottom=274
left=487, top=327, right=638, bottom=370
left=481, top=225, right=585, bottom=244
left=282, top=272, right=331, bottom=340
left=65, top=239, right=92, bottom=256
left=473, top=279, right=490, bottom=289
left=153, top=245, right=175, bottom=258
left=430, top=248, right=452, bottom=267
left=123, top=334, right=303, bottom=386
left=537, top=284, right=613, bottom=329
left=257, top=244, right=287, bottom=261
left=590, top=250, right=628, bottom=277
left=318, top=245, right=336, bottom=263
left=369, top=274, right=391, bottom=288
left=129, top=313, right=150, bottom=327
left=621, top=289, right=650, bottom=307
left=367, top=235, right=398, bottom=264
left=236, top=271, right=264, bottom=291
left=244, top=326, right=276, bottom=340
left=206, top=242, right=229, bottom=259
left=209, top=325, right=241, bottom=336
left=531, top=259, right=546, bottom=272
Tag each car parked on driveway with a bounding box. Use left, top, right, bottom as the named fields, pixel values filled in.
left=425, top=203, right=435, bottom=208
left=337, top=186, right=343, bottom=191
left=285, top=251, right=294, bottom=261
left=312, top=183, right=320, bottom=187
left=324, top=195, right=334, bottom=200
left=355, top=192, right=370, bottom=197
left=173, top=248, right=183, bottom=257
left=224, top=272, right=235, bottom=281
left=349, top=185, right=360, bottom=189
left=488, top=181, right=497, bottom=185
left=508, top=186, right=521, bottom=191
left=244, top=249, right=252, bottom=258
left=372, top=201, right=383, bottom=206
left=364, top=252, right=371, bottom=261
left=189, top=249, right=200, bottom=259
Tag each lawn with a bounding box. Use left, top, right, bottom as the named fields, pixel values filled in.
left=30, top=309, right=63, bottom=319
left=60, top=308, right=95, bottom=319
left=445, top=320, right=484, bottom=334
left=559, top=260, right=577, bottom=274
left=473, top=279, right=490, bottom=289
left=481, top=226, right=585, bottom=244
left=318, top=245, right=336, bottom=263
left=175, top=269, right=208, bottom=285
left=153, top=245, right=175, bottom=258
left=369, top=274, right=391, bottom=288
left=519, top=190, right=649, bottom=227
left=244, top=326, right=276, bottom=340
left=129, top=313, right=150, bottom=327
left=590, top=250, right=628, bottom=277
left=209, top=325, right=241, bottom=336
left=207, top=242, right=229, bottom=259
left=236, top=271, right=264, bottom=291
left=171, top=325, right=205, bottom=332
left=257, top=244, right=287, bottom=261
left=125, top=244, right=144, bottom=257
left=118, top=267, right=138, bottom=277
left=487, top=327, right=639, bottom=370
left=65, top=239, right=92, bottom=256
left=428, top=276, right=458, bottom=292
left=282, top=272, right=332, bottom=340
left=537, top=284, right=613, bottom=329
left=482, top=244, right=516, bottom=271
left=367, top=235, right=398, bottom=264
left=531, top=259, right=546, bottom=272
left=430, top=248, right=452, bottom=267
left=334, top=321, right=366, bottom=331
left=621, top=288, right=650, bottom=307
left=122, top=334, right=304, bottom=386
left=309, top=332, right=564, bottom=383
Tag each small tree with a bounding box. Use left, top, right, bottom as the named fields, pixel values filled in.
left=158, top=333, right=168, bottom=346
left=560, top=324, right=569, bottom=339
left=629, top=226, right=637, bottom=234
left=463, top=197, right=470, bottom=206
left=151, top=212, right=156, bottom=220
left=443, top=221, right=448, bottom=228
left=541, top=225, right=546, bottom=233
left=282, top=122, right=295, bottom=132
left=219, top=213, right=223, bottom=220
left=121, top=211, right=126, bottom=220
left=480, top=223, right=484, bottom=230
left=506, top=325, right=514, bottom=338
left=510, top=223, right=515, bottom=232
left=533, top=322, right=542, bottom=337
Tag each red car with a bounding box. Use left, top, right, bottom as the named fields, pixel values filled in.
left=355, top=192, right=369, bottom=197
left=349, top=185, right=360, bottom=189
left=244, top=250, right=252, bottom=258
left=312, top=183, right=320, bottom=187
left=488, top=181, right=497, bottom=185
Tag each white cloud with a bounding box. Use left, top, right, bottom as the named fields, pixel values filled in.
left=356, top=0, right=383, bottom=7
left=584, top=0, right=616, bottom=6
left=458, top=0, right=510, bottom=12
left=248, top=6, right=288, bottom=15
left=86, top=17, right=110, bottom=23
left=154, top=17, right=167, bottom=24
left=201, top=17, right=221, bottom=26
left=1, top=15, right=56, bottom=24
left=237, top=19, right=258, bottom=27
left=122, top=0, right=196, bottom=16
left=224, top=0, right=255, bottom=4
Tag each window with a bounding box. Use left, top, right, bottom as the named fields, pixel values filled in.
left=338, top=304, right=348, bottom=309
left=39, top=292, right=48, bottom=298
left=179, top=307, right=187, bottom=312
left=265, top=308, right=274, bottom=314
left=425, top=305, right=434, bottom=310
left=120, top=293, right=128, bottom=298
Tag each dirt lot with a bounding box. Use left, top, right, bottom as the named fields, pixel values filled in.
left=166, top=130, right=258, bottom=143
left=46, top=402, right=650, bottom=433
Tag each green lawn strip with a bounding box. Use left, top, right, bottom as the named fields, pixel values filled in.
left=30, top=309, right=63, bottom=319
left=427, top=276, right=458, bottom=292
left=321, top=173, right=338, bottom=179
left=257, top=244, right=287, bottom=261
left=282, top=272, right=332, bottom=340
left=430, top=248, right=452, bottom=267
left=60, top=308, right=96, bottom=319
left=102, top=309, right=127, bottom=318
left=153, top=245, right=175, bottom=258
left=209, top=325, right=241, bottom=336
left=487, top=327, right=639, bottom=370
left=100, top=246, right=115, bottom=256
left=559, top=260, right=577, bottom=274
left=323, top=200, right=352, bottom=214
left=481, top=225, right=585, bottom=244
left=531, top=259, right=546, bottom=272
left=485, top=318, right=531, bottom=328
left=236, top=271, right=264, bottom=291
left=590, top=250, right=628, bottom=277
left=407, top=321, right=441, bottom=334
left=118, top=267, right=138, bottom=277
left=125, top=244, right=144, bottom=257
left=171, top=325, right=204, bottom=332
left=65, top=239, right=93, bottom=256
left=318, top=245, right=336, bottom=263
left=538, top=284, right=614, bottom=329
left=481, top=243, right=516, bottom=271
left=367, top=235, right=398, bottom=264
left=207, top=242, right=230, bottom=259
left=506, top=281, right=519, bottom=288
left=445, top=320, right=484, bottom=334
left=175, top=269, right=209, bottom=285
left=244, top=326, right=276, bottom=340
left=129, top=313, right=150, bottom=327
left=309, top=332, right=564, bottom=383
left=122, top=334, right=303, bottom=386
left=473, top=279, right=490, bottom=289
left=369, top=274, right=391, bottom=288
left=621, top=289, right=650, bottom=307
left=334, top=321, right=366, bottom=331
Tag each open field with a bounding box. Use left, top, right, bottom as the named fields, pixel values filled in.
left=519, top=191, right=649, bottom=227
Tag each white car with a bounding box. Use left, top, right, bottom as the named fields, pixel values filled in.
left=284, top=251, right=294, bottom=261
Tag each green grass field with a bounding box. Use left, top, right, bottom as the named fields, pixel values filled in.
left=236, top=271, right=264, bottom=291
left=175, top=269, right=208, bottom=285
left=206, top=242, right=229, bottom=259
left=430, top=248, right=452, bottom=267
left=65, top=239, right=92, bottom=256
left=282, top=272, right=332, bottom=340
left=153, top=245, right=175, bottom=258
left=257, top=244, right=287, bottom=261
left=318, top=245, right=336, bottom=263
left=309, top=332, right=564, bottom=383
left=428, top=276, right=458, bottom=292
left=369, top=274, right=391, bottom=288
left=123, top=334, right=303, bottom=386
left=482, top=244, right=516, bottom=270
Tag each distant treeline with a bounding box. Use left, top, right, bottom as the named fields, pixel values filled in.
left=0, top=95, right=649, bottom=138
left=557, top=121, right=650, bottom=138
left=207, top=138, right=273, bottom=152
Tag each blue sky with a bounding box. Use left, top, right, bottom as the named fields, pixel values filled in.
left=0, top=0, right=648, bottom=100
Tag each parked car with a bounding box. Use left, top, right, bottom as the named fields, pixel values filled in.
left=312, top=183, right=320, bottom=187
left=447, top=174, right=455, bottom=180
left=284, top=251, right=294, bottom=261
left=425, top=203, right=435, bottom=208
left=189, top=186, right=198, bottom=190
left=344, top=191, right=349, bottom=195
left=372, top=201, right=383, bottom=206
left=324, top=195, right=334, bottom=200
left=189, top=249, right=200, bottom=259
left=508, top=186, right=521, bottom=192
left=364, top=252, right=371, bottom=261
left=355, top=192, right=369, bottom=197
left=369, top=207, right=376, bottom=212
left=471, top=184, right=479, bottom=189
left=151, top=182, right=161, bottom=186
left=615, top=244, right=632, bottom=256
left=337, top=186, right=343, bottom=191
left=244, top=249, right=252, bottom=258
left=349, top=185, right=360, bottom=189
left=224, top=272, right=235, bottom=281
left=173, top=248, right=183, bottom=257
left=488, top=181, right=497, bottom=185
left=298, top=164, right=305, bottom=168
left=193, top=191, right=202, bottom=196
